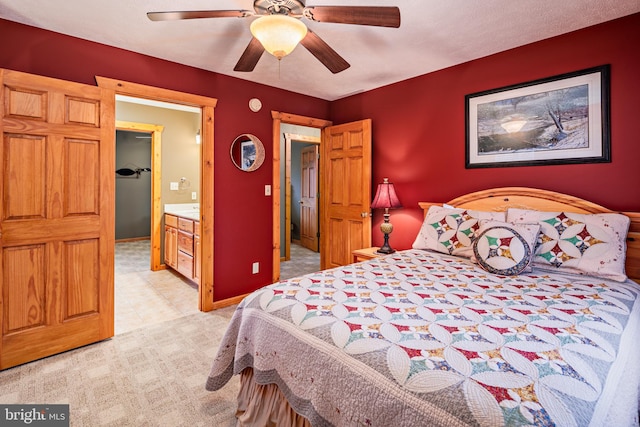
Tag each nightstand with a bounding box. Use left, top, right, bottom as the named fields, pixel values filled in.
left=352, top=247, right=382, bottom=263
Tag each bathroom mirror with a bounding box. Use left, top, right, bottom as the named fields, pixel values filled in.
left=230, top=134, right=265, bottom=172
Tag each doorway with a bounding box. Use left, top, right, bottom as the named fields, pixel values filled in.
left=271, top=113, right=332, bottom=282
left=97, top=76, right=216, bottom=312
left=113, top=108, right=200, bottom=334
left=115, top=100, right=200, bottom=273
left=283, top=132, right=321, bottom=259
left=273, top=115, right=373, bottom=282
left=115, top=121, right=164, bottom=271
left=280, top=133, right=321, bottom=280
left=115, top=129, right=153, bottom=245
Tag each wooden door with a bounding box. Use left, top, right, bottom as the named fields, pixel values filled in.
left=320, top=119, right=372, bottom=270
left=0, top=69, right=114, bottom=369
left=300, top=145, right=319, bottom=252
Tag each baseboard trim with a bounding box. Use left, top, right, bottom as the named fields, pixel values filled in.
left=211, top=293, right=250, bottom=310
left=116, top=236, right=151, bottom=243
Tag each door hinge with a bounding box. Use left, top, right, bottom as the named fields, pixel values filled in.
left=316, top=232, right=320, bottom=238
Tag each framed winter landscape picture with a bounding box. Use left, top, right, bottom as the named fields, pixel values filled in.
left=465, top=65, right=610, bottom=168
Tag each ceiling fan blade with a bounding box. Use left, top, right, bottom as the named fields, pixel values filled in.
left=300, top=30, right=350, bottom=74
left=234, top=37, right=265, bottom=72
left=147, top=10, right=252, bottom=21
left=303, top=6, right=400, bottom=28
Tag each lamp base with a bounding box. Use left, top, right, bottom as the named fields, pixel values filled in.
left=376, top=231, right=395, bottom=254
left=376, top=245, right=395, bottom=255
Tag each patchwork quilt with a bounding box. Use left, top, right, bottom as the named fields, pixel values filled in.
left=206, top=250, right=640, bottom=427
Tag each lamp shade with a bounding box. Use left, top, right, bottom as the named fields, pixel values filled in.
left=250, top=15, right=308, bottom=59
left=371, top=178, right=402, bottom=209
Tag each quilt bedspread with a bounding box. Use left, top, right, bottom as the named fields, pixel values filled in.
left=206, top=249, right=640, bottom=427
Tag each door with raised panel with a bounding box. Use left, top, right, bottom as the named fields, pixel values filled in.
left=0, top=69, right=114, bottom=369
left=300, top=145, right=319, bottom=252
left=320, top=119, right=372, bottom=270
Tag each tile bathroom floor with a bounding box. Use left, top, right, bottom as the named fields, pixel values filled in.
left=280, top=243, right=321, bottom=280
left=115, top=240, right=320, bottom=335
left=115, top=239, right=199, bottom=335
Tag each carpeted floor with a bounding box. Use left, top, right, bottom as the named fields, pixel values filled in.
left=0, top=241, right=320, bottom=426
left=0, top=308, right=240, bottom=426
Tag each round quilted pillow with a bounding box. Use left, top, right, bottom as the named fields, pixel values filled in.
left=473, top=226, right=532, bottom=275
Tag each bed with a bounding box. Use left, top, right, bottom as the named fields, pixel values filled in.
left=206, top=187, right=640, bottom=426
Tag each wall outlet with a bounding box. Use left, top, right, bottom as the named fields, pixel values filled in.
left=265, top=185, right=271, bottom=196
left=191, top=192, right=197, bottom=200
left=252, top=262, right=259, bottom=274
left=170, top=182, right=179, bottom=190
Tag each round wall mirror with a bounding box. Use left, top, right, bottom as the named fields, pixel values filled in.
left=230, top=134, right=265, bottom=172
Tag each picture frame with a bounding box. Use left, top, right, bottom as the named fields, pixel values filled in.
left=465, top=65, right=610, bottom=168
left=240, top=140, right=256, bottom=171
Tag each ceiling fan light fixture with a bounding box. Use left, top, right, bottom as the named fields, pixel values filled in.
left=250, top=15, right=308, bottom=60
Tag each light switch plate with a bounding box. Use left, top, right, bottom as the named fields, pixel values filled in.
left=265, top=185, right=271, bottom=196
left=170, top=182, right=179, bottom=190
left=252, top=262, right=259, bottom=274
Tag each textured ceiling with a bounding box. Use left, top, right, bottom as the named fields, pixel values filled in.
left=1, top=0, right=638, bottom=100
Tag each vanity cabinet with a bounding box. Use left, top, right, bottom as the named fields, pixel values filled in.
left=164, top=213, right=200, bottom=284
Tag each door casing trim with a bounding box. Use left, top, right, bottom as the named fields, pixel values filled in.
left=115, top=121, right=164, bottom=271
left=271, top=112, right=331, bottom=283
left=97, top=76, right=217, bottom=311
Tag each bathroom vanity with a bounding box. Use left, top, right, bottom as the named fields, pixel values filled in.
left=164, top=204, right=200, bottom=284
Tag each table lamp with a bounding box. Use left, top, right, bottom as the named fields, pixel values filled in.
left=370, top=178, right=402, bottom=254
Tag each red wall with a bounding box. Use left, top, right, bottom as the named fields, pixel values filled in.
left=1, top=14, right=639, bottom=301
left=330, top=13, right=640, bottom=252
left=0, top=18, right=330, bottom=300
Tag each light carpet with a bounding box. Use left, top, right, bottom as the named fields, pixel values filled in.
left=0, top=307, right=239, bottom=426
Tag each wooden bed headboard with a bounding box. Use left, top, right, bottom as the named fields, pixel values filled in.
left=419, top=187, right=640, bottom=283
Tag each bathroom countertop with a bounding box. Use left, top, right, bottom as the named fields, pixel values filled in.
left=164, top=203, right=200, bottom=221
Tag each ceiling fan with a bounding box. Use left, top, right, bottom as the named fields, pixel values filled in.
left=147, top=0, right=400, bottom=74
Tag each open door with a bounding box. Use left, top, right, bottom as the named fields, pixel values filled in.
left=0, top=69, right=114, bottom=369
left=320, top=119, right=372, bottom=269
left=300, top=145, right=319, bottom=252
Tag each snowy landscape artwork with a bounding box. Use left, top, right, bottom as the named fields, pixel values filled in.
left=465, top=66, right=609, bottom=168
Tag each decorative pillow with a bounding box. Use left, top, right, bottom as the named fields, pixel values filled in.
left=472, top=220, right=540, bottom=275
left=507, top=208, right=630, bottom=282
left=412, top=206, right=506, bottom=258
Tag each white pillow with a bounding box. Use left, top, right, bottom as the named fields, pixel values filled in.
left=413, top=205, right=506, bottom=258
left=507, top=208, right=630, bottom=282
